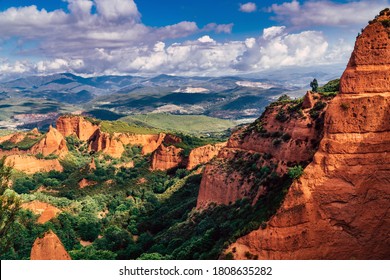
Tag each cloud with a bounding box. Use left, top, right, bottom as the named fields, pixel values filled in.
left=198, top=36, right=216, bottom=44
left=0, top=1, right=354, bottom=78
left=94, top=0, right=140, bottom=23
left=239, top=2, right=257, bottom=13
left=203, top=23, right=234, bottom=34
left=234, top=27, right=333, bottom=71
left=262, top=26, right=286, bottom=40
left=0, top=0, right=232, bottom=56
left=269, top=0, right=389, bottom=27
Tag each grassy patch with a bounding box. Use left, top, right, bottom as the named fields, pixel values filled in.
left=120, top=113, right=236, bottom=135
left=100, top=120, right=160, bottom=135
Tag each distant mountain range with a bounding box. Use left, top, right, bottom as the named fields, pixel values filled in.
left=0, top=70, right=340, bottom=130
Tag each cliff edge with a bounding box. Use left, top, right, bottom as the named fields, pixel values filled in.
left=224, top=10, right=390, bottom=260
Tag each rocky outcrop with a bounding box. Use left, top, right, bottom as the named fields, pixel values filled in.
left=118, top=132, right=167, bottom=155
left=78, top=178, right=97, bottom=189
left=340, top=12, right=390, bottom=95
left=302, top=91, right=315, bottom=109
left=30, top=230, right=71, bottom=260
left=187, top=142, right=226, bottom=170
left=225, top=12, right=390, bottom=260
left=56, top=115, right=168, bottom=158
left=197, top=91, right=329, bottom=209
left=1, top=132, right=25, bottom=144
left=29, top=126, right=68, bottom=157
left=5, top=155, right=63, bottom=174
left=89, top=130, right=125, bottom=158
left=21, top=201, right=61, bottom=224
left=151, top=144, right=185, bottom=170
left=56, top=115, right=99, bottom=141
left=88, top=158, right=96, bottom=170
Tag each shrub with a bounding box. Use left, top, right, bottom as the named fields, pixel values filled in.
left=224, top=252, right=234, bottom=260
left=288, top=165, right=304, bottom=179
left=275, top=109, right=288, bottom=122
left=281, top=133, right=291, bottom=142
left=340, top=103, right=350, bottom=110
left=272, top=139, right=282, bottom=147
left=277, top=94, right=291, bottom=102
left=310, top=78, right=318, bottom=92
left=318, top=79, right=340, bottom=93
left=381, top=19, right=390, bottom=28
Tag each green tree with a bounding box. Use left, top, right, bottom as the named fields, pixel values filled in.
left=0, top=157, right=21, bottom=256
left=310, top=78, right=319, bottom=92
left=288, top=165, right=304, bottom=179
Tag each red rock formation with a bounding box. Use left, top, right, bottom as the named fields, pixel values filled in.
left=56, top=115, right=178, bottom=158
left=197, top=91, right=328, bottom=208
left=151, top=144, right=184, bottom=170
left=21, top=201, right=61, bottom=224
left=6, top=132, right=25, bottom=144
left=187, top=142, right=226, bottom=170
left=117, top=132, right=166, bottom=155
left=30, top=230, right=71, bottom=260
left=5, top=155, right=63, bottom=174
left=340, top=13, right=390, bottom=95
left=29, top=126, right=68, bottom=157
left=56, top=115, right=99, bottom=141
left=302, top=91, right=316, bottom=109
left=30, top=128, right=40, bottom=135
left=225, top=13, right=390, bottom=260
left=88, top=130, right=125, bottom=158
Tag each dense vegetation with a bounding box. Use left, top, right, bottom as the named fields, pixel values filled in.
left=0, top=83, right=340, bottom=260
left=0, top=117, right=293, bottom=260
left=318, top=79, right=340, bottom=96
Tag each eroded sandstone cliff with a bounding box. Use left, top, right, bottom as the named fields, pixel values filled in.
left=30, top=230, right=71, bottom=260
left=56, top=115, right=99, bottom=141
left=197, top=91, right=331, bottom=208
left=223, top=11, right=390, bottom=260
left=29, top=126, right=68, bottom=157
left=187, top=142, right=226, bottom=170
left=151, top=144, right=184, bottom=170
left=5, top=155, right=63, bottom=174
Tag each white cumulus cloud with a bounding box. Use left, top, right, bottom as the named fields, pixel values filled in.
left=269, top=0, right=389, bottom=27
left=262, top=26, right=286, bottom=40
left=0, top=1, right=356, bottom=78
left=239, top=2, right=257, bottom=13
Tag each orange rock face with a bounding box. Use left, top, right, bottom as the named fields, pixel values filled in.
left=89, top=130, right=125, bottom=158
left=187, top=142, right=226, bottom=170
left=226, top=14, right=390, bottom=260
left=30, top=230, right=71, bottom=260
left=341, top=14, right=390, bottom=94
left=78, top=178, right=97, bottom=189
left=21, top=201, right=61, bottom=224
left=56, top=115, right=99, bottom=141
left=5, top=155, right=63, bottom=174
left=197, top=91, right=328, bottom=209
left=29, top=126, right=68, bottom=157
left=117, top=132, right=166, bottom=155
left=151, top=144, right=185, bottom=170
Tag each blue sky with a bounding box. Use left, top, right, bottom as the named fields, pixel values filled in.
left=0, top=0, right=389, bottom=79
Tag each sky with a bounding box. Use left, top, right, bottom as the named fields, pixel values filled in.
left=0, top=0, right=389, bottom=79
